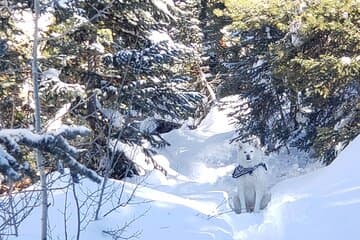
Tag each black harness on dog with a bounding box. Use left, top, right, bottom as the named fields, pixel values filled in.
left=232, top=163, right=268, bottom=178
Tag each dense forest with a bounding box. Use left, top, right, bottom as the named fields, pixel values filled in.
left=0, top=0, right=359, bottom=239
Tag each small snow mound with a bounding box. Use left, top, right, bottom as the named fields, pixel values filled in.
left=189, top=162, right=234, bottom=184
left=196, top=106, right=235, bottom=136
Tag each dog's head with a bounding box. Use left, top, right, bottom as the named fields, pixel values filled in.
left=236, top=138, right=262, bottom=165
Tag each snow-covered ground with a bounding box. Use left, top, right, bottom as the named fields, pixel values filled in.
left=4, top=105, right=360, bottom=240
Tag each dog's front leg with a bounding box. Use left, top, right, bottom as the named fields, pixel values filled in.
left=254, top=187, right=264, bottom=213
left=238, top=184, right=247, bottom=213
left=231, top=195, right=242, bottom=214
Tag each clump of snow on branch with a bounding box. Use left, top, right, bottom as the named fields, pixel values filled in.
left=0, top=145, right=21, bottom=181
left=40, top=68, right=85, bottom=96
left=100, top=108, right=125, bottom=128
left=148, top=30, right=173, bottom=44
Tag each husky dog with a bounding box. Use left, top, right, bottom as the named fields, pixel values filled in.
left=230, top=140, right=270, bottom=213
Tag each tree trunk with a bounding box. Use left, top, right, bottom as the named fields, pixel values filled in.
left=32, top=0, right=48, bottom=239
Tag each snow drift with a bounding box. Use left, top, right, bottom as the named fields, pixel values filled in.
left=4, top=106, right=360, bottom=240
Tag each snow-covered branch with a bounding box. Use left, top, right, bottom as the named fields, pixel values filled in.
left=0, top=127, right=101, bottom=183
left=105, top=41, right=182, bottom=74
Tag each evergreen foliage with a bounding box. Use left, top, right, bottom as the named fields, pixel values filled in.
left=216, top=0, right=360, bottom=164
left=0, top=127, right=101, bottom=183
left=0, top=3, right=33, bottom=129
left=0, top=0, right=204, bottom=181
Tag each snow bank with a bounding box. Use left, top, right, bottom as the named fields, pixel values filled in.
left=4, top=104, right=360, bottom=240
left=238, top=136, right=360, bottom=240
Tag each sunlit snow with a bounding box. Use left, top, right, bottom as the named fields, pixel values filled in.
left=4, top=102, right=360, bottom=240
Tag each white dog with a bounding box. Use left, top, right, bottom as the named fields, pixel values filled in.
left=230, top=141, right=270, bottom=213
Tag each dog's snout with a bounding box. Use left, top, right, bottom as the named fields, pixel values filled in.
left=246, top=154, right=251, bottom=161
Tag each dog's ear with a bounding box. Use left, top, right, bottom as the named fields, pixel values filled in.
left=236, top=141, right=243, bottom=150
left=250, top=137, right=262, bottom=149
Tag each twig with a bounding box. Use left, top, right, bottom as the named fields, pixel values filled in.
left=72, top=181, right=81, bottom=240
left=102, top=208, right=149, bottom=240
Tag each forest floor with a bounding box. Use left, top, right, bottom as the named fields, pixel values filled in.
left=4, top=100, right=360, bottom=240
